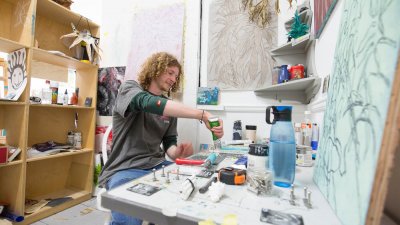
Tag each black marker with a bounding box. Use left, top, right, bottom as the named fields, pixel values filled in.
left=199, top=177, right=217, bottom=193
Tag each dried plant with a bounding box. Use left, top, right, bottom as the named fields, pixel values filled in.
left=242, top=0, right=294, bottom=27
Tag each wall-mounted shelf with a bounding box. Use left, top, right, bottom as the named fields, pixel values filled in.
left=196, top=105, right=225, bottom=111
left=284, top=9, right=313, bottom=32
left=254, top=77, right=321, bottom=103
left=270, top=34, right=313, bottom=56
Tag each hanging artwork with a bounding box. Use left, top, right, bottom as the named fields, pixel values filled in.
left=203, top=0, right=277, bottom=90
left=0, top=48, right=27, bottom=101
left=314, top=0, right=338, bottom=38
left=124, top=3, right=185, bottom=81
left=97, top=67, right=125, bottom=116
left=313, top=1, right=400, bottom=225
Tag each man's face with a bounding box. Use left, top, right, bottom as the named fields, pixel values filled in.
left=155, top=66, right=179, bottom=92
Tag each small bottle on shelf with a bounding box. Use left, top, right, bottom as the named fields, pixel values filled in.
left=63, top=89, right=69, bottom=105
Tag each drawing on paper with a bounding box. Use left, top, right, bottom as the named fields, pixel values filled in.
left=313, top=1, right=400, bottom=225
left=204, top=0, right=277, bottom=90
left=1, top=48, right=27, bottom=101
left=125, top=3, right=185, bottom=81
left=97, top=67, right=125, bottom=116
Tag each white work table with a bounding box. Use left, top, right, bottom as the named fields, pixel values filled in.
left=101, top=156, right=342, bottom=225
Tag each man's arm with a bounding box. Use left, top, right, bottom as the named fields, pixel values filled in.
left=130, top=92, right=224, bottom=139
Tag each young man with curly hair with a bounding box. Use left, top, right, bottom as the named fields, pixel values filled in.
left=98, top=52, right=224, bottom=225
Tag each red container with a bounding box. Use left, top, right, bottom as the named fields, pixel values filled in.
left=289, top=65, right=305, bottom=80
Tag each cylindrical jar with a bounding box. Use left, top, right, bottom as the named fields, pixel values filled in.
left=245, top=125, right=257, bottom=143
left=247, top=144, right=269, bottom=172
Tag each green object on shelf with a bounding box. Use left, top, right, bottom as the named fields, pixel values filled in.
left=288, top=10, right=309, bottom=39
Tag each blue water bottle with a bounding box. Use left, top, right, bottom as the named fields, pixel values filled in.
left=266, top=106, right=296, bottom=188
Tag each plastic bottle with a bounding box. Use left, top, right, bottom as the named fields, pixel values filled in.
left=266, top=106, right=296, bottom=188
left=208, top=116, right=221, bottom=149
left=50, top=81, right=59, bottom=104
left=41, top=80, right=52, bottom=104
left=63, top=89, right=69, bottom=105
left=302, top=111, right=312, bottom=146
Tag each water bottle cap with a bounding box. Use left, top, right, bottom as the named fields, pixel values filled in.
left=246, top=125, right=257, bottom=130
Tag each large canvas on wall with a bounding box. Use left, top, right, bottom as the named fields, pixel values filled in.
left=124, top=3, right=185, bottom=81
left=203, top=0, right=277, bottom=90
left=313, top=1, right=400, bottom=225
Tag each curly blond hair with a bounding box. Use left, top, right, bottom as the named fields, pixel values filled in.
left=137, top=52, right=183, bottom=92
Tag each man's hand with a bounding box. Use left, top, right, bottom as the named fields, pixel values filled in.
left=203, top=111, right=224, bottom=139
left=176, top=142, right=194, bottom=158
left=167, top=142, right=194, bottom=160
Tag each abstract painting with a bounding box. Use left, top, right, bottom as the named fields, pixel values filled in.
left=204, top=0, right=277, bottom=90
left=314, top=0, right=338, bottom=38
left=313, top=1, right=400, bottom=225
left=124, top=3, right=185, bottom=81
left=97, top=67, right=125, bottom=116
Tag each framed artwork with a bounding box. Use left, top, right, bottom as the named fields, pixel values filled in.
left=314, top=0, right=338, bottom=38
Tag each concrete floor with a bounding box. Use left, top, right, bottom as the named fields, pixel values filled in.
left=31, top=198, right=110, bottom=225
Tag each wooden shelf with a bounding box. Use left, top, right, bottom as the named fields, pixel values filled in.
left=32, top=47, right=98, bottom=70
left=36, top=0, right=99, bottom=30
left=0, top=160, right=23, bottom=168
left=0, top=101, right=26, bottom=106
left=0, top=37, right=28, bottom=53
left=27, top=148, right=93, bottom=163
left=0, top=0, right=98, bottom=222
left=255, top=77, right=321, bottom=103
left=23, top=189, right=91, bottom=224
left=270, top=34, right=312, bottom=56
left=29, top=103, right=95, bottom=110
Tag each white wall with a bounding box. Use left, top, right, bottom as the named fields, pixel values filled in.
left=307, top=0, right=344, bottom=137
left=71, top=0, right=344, bottom=150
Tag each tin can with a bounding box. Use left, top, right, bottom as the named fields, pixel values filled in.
left=208, top=117, right=220, bottom=141
left=67, top=131, right=74, bottom=146
left=296, top=145, right=312, bottom=167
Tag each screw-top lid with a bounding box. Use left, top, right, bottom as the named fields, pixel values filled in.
left=248, top=144, right=268, bottom=156
left=274, top=106, right=292, bottom=122
left=208, top=116, right=219, bottom=122
left=246, top=125, right=257, bottom=130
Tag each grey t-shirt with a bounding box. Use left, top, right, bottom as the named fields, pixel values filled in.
left=98, top=80, right=177, bottom=187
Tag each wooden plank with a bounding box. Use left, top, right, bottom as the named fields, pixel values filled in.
left=22, top=189, right=91, bottom=225
left=26, top=148, right=93, bottom=162
left=0, top=164, right=24, bottom=216
left=366, top=54, right=400, bottom=224
left=32, top=47, right=98, bottom=70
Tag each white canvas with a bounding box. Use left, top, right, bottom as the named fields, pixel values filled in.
left=313, top=1, right=400, bottom=225
left=203, top=0, right=277, bottom=90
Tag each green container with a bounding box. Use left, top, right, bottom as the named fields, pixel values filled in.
left=208, top=116, right=220, bottom=141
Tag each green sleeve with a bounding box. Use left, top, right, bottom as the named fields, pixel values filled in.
left=129, top=91, right=168, bottom=115
left=162, top=135, right=177, bottom=152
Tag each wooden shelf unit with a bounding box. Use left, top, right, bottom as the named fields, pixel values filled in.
left=0, top=0, right=99, bottom=223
